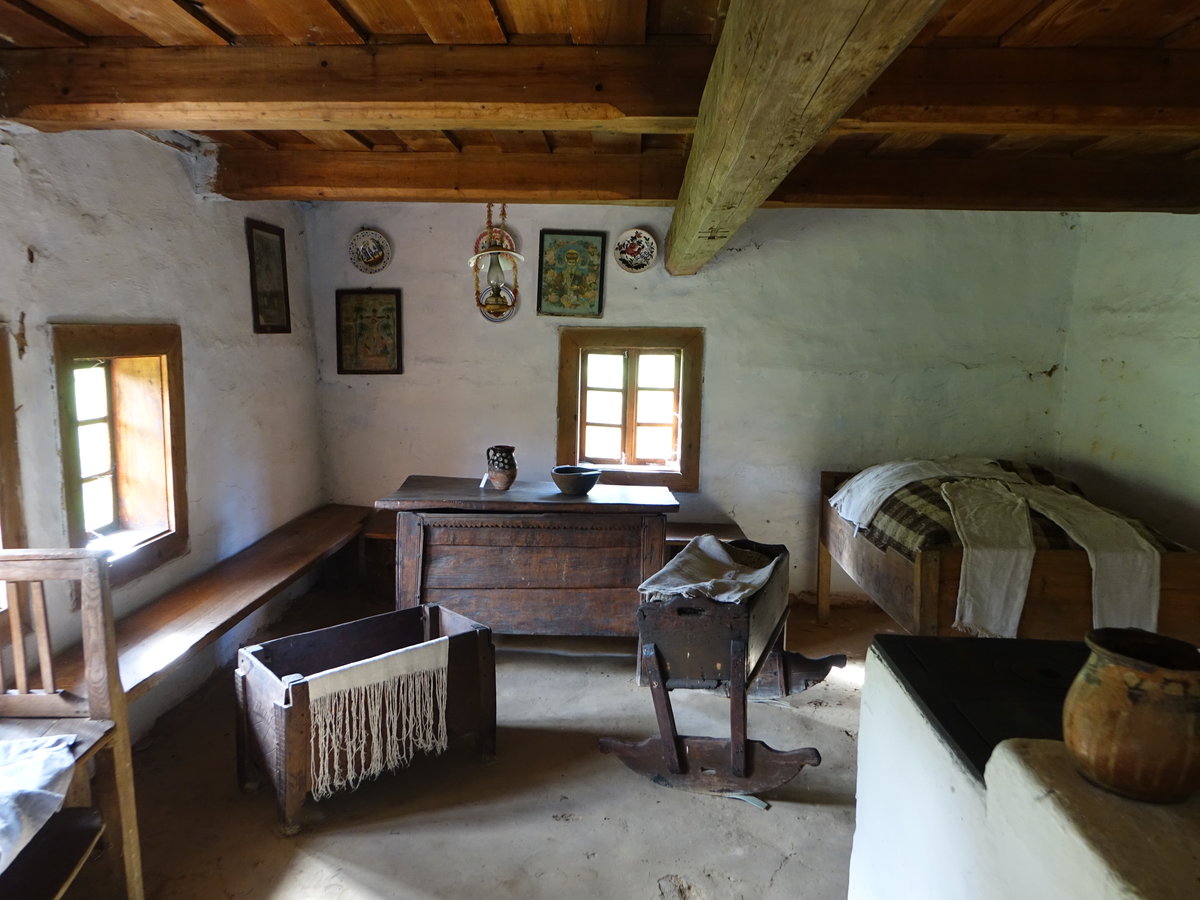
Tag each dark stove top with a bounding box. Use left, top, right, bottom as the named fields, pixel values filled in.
left=871, top=633, right=1090, bottom=781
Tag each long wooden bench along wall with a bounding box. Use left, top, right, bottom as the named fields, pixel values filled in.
left=54, top=504, right=371, bottom=702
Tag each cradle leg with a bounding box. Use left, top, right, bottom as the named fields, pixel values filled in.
left=817, top=539, right=832, bottom=624
left=730, top=639, right=748, bottom=778
left=276, top=684, right=309, bottom=836
left=643, top=642, right=684, bottom=775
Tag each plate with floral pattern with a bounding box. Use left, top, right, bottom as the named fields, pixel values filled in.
left=613, top=227, right=657, bottom=273
left=349, top=229, right=393, bottom=274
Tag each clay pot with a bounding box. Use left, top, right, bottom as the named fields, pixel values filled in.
left=485, top=445, right=517, bottom=491
left=1062, top=628, right=1200, bottom=803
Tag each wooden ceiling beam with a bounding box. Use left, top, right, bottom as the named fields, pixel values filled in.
left=841, top=48, right=1200, bottom=136
left=214, top=149, right=685, bottom=203
left=663, top=0, right=945, bottom=275
left=214, top=146, right=1200, bottom=212
left=0, top=44, right=709, bottom=132
left=769, top=156, right=1200, bottom=214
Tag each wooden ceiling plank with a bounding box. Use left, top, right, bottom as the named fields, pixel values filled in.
left=387, top=131, right=462, bottom=152
left=215, top=148, right=685, bottom=203
left=297, top=129, right=371, bottom=150
left=0, top=3, right=84, bottom=47
left=934, top=0, right=1046, bottom=40
left=229, top=0, right=363, bottom=46
left=0, top=44, right=708, bottom=132
left=1071, top=132, right=1200, bottom=158
left=997, top=0, right=1200, bottom=48
left=184, top=1, right=290, bottom=44
left=646, top=0, right=725, bottom=41
left=405, top=0, right=507, bottom=44
left=567, top=0, right=647, bottom=44
left=495, top=0, right=571, bottom=36
left=838, top=48, right=1200, bottom=136
left=592, top=131, right=643, bottom=153
left=23, top=0, right=147, bottom=39
left=83, top=0, right=228, bottom=46
left=338, top=0, right=425, bottom=36
left=867, top=132, right=942, bottom=157
left=770, top=154, right=1200, bottom=212
left=663, top=0, right=945, bottom=275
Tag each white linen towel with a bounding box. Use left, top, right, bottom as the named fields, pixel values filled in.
left=829, top=457, right=1025, bottom=529
left=638, top=534, right=778, bottom=605
left=941, top=480, right=1035, bottom=637
left=299, top=636, right=449, bottom=801
left=1007, top=483, right=1160, bottom=630
left=0, top=733, right=78, bottom=875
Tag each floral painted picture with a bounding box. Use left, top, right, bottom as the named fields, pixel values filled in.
left=536, top=230, right=605, bottom=318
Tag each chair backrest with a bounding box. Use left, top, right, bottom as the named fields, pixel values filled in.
left=0, top=549, right=121, bottom=721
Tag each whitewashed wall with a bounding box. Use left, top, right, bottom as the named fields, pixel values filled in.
left=0, top=129, right=325, bottom=629
left=1056, top=213, right=1200, bottom=550
left=307, top=203, right=1077, bottom=592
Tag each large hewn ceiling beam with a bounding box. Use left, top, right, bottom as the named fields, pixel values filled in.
left=0, top=44, right=709, bottom=133
left=214, top=147, right=1200, bottom=212
left=663, top=0, right=946, bottom=275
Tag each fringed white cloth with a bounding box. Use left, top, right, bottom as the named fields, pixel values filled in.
left=297, top=636, right=449, bottom=801
left=639, top=534, right=778, bottom=605
left=942, top=480, right=1035, bottom=637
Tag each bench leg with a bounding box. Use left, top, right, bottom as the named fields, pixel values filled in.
left=92, top=737, right=145, bottom=900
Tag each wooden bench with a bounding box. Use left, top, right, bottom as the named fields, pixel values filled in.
left=54, top=504, right=372, bottom=703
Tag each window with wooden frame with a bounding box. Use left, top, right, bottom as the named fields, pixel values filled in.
left=53, top=324, right=188, bottom=587
left=557, top=327, right=703, bottom=492
left=0, top=322, right=28, bottom=637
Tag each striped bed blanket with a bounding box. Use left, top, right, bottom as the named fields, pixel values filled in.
left=845, top=460, right=1177, bottom=561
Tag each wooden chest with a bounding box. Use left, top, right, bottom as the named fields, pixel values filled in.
left=637, top=540, right=790, bottom=689
left=234, top=604, right=495, bottom=834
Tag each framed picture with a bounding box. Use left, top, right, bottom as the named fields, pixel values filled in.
left=245, top=219, right=292, bottom=334
left=336, top=289, right=402, bottom=375
left=537, top=230, right=606, bottom=318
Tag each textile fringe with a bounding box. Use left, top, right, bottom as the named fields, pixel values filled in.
left=308, top=665, right=448, bottom=801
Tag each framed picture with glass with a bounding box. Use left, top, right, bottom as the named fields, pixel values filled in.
left=536, top=230, right=605, bottom=317
left=245, top=219, right=292, bottom=334
left=335, top=288, right=402, bottom=374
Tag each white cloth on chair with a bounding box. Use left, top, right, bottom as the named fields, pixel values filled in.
left=0, top=733, right=77, bottom=875
left=1007, top=483, right=1161, bottom=630
left=639, top=534, right=778, bottom=605
left=941, top=480, right=1035, bottom=637
left=298, top=636, right=449, bottom=801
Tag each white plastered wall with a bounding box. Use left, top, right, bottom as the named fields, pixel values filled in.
left=307, top=202, right=1077, bottom=593
left=0, top=129, right=325, bottom=660
left=1055, top=213, right=1200, bottom=551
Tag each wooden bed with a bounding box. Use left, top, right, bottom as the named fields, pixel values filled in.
left=816, top=470, right=1200, bottom=643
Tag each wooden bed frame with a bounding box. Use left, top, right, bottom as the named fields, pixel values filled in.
left=816, top=471, right=1200, bottom=643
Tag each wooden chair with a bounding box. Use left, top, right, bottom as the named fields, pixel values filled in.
left=0, top=549, right=143, bottom=899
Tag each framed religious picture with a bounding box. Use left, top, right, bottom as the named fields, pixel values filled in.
left=245, top=219, right=292, bottom=334
left=536, top=230, right=605, bottom=318
left=335, top=288, right=402, bottom=374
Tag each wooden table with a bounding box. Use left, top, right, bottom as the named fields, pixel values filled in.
left=375, top=475, right=679, bottom=636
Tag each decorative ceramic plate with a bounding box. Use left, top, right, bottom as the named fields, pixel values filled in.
left=349, top=229, right=392, bottom=274
left=614, top=227, right=657, bottom=273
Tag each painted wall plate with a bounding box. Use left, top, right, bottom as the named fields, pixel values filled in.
left=614, top=227, right=657, bottom=273
left=478, top=284, right=518, bottom=322
left=349, top=229, right=393, bottom=273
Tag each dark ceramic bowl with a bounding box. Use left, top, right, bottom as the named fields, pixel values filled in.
left=551, top=465, right=602, bottom=495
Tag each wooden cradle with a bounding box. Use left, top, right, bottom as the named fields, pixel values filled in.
left=816, top=470, right=1200, bottom=643
left=235, top=604, right=495, bottom=834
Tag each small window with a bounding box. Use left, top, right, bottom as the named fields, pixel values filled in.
left=53, top=324, right=188, bottom=586
left=557, top=327, right=703, bottom=491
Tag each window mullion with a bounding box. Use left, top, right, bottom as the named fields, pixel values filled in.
left=623, top=350, right=637, bottom=464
